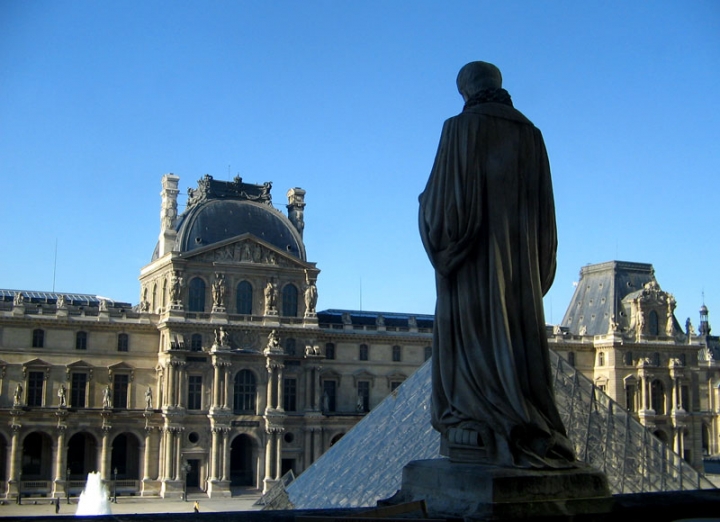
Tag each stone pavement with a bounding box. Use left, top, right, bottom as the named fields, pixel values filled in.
left=0, top=489, right=263, bottom=518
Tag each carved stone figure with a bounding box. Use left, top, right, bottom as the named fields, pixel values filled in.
left=58, top=384, right=67, bottom=407
left=212, top=273, right=226, bottom=308
left=13, top=292, right=24, bottom=306
left=103, top=385, right=112, bottom=409
left=170, top=272, right=183, bottom=303
left=304, top=270, right=318, bottom=315
left=214, top=327, right=229, bottom=347
left=99, top=299, right=108, bottom=312
left=686, top=318, right=696, bottom=336
left=145, top=386, right=153, bottom=410
left=241, top=242, right=252, bottom=262
left=13, top=384, right=22, bottom=407
left=419, top=61, right=574, bottom=468
left=266, top=330, right=280, bottom=352
left=56, top=295, right=66, bottom=308
left=356, top=394, right=365, bottom=413
left=264, top=281, right=278, bottom=314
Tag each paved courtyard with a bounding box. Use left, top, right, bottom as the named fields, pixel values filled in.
left=0, top=489, right=263, bottom=518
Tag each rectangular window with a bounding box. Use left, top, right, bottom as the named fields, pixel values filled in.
left=71, top=373, right=87, bottom=408
left=391, top=381, right=403, bottom=392
left=32, top=329, right=44, bottom=348
left=681, top=385, right=690, bottom=411
left=113, top=374, right=129, bottom=409
left=117, top=333, right=129, bottom=352
left=187, top=376, right=202, bottom=410
left=27, top=371, right=44, bottom=406
left=323, top=380, right=337, bottom=412
left=325, top=343, right=335, bottom=360
left=626, top=385, right=636, bottom=412
left=359, top=344, right=368, bottom=361
left=76, top=331, right=87, bottom=350
left=357, top=381, right=370, bottom=412
left=283, top=378, right=297, bottom=412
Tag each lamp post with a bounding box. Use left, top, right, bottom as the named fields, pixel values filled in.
left=113, top=467, right=118, bottom=503
left=66, top=468, right=71, bottom=505
left=181, top=462, right=191, bottom=501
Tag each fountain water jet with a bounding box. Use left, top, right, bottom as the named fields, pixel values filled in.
left=75, top=472, right=112, bottom=516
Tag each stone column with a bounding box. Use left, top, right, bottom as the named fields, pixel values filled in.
left=315, top=367, right=323, bottom=411
left=224, top=367, right=232, bottom=409
left=213, top=363, right=221, bottom=408
left=266, top=366, right=274, bottom=412
left=100, top=427, right=111, bottom=480
left=164, top=428, right=174, bottom=480
left=8, top=423, right=21, bottom=497
left=174, top=428, right=183, bottom=481
left=54, top=426, right=67, bottom=486
left=221, top=430, right=230, bottom=481
left=671, top=378, right=678, bottom=411
left=264, top=431, right=273, bottom=483
left=313, top=428, right=322, bottom=462
left=167, top=364, right=175, bottom=407
left=275, top=431, right=283, bottom=480
left=209, top=429, right=219, bottom=481
left=276, top=367, right=284, bottom=411
left=303, top=428, right=312, bottom=469
left=142, top=428, right=153, bottom=481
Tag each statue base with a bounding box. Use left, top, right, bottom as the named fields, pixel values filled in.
left=384, top=458, right=612, bottom=520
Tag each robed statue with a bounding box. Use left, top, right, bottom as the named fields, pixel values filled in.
left=419, top=61, right=575, bottom=469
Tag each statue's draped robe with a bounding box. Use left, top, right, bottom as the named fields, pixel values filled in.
left=419, top=102, right=573, bottom=467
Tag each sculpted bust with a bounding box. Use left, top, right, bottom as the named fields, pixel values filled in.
left=419, top=61, right=574, bottom=468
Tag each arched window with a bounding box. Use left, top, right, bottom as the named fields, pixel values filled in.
left=32, top=329, right=44, bottom=348
left=117, top=333, right=129, bottom=352
left=236, top=281, right=253, bottom=315
left=234, top=370, right=256, bottom=413
left=424, top=346, right=432, bottom=361
left=649, top=310, right=659, bottom=335
left=282, top=284, right=298, bottom=317
left=151, top=284, right=157, bottom=311
left=188, top=277, right=206, bottom=312
left=392, top=345, right=402, bottom=362
left=285, top=338, right=296, bottom=356
left=624, top=351, right=633, bottom=366
left=190, top=334, right=203, bottom=352
left=162, top=278, right=167, bottom=309
left=325, top=343, right=335, bottom=360
left=359, top=344, right=369, bottom=361
left=76, top=331, right=87, bottom=350
left=651, top=379, right=665, bottom=414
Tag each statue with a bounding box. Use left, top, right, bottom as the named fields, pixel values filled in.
left=264, top=281, right=278, bottom=314
left=58, top=384, right=67, bottom=407
left=170, top=272, right=183, bottom=303
left=102, top=385, right=112, bottom=409
left=304, top=270, right=318, bottom=315
left=13, top=292, right=24, bottom=306
left=145, top=386, right=153, bottom=410
left=212, top=273, right=226, bottom=308
left=56, top=295, right=66, bottom=308
left=266, top=330, right=280, bottom=352
left=214, top=327, right=229, bottom=347
left=13, top=384, right=23, bottom=407
left=419, top=61, right=574, bottom=469
left=99, top=299, right=108, bottom=312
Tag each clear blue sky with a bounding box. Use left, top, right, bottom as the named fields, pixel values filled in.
left=1, top=1, right=718, bottom=329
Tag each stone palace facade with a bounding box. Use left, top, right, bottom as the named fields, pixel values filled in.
left=0, top=175, right=718, bottom=501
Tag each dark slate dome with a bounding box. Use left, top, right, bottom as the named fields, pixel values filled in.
left=152, top=175, right=305, bottom=261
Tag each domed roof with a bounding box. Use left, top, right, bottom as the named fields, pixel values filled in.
left=152, top=175, right=305, bottom=261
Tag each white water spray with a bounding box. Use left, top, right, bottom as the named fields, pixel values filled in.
left=75, top=472, right=112, bottom=516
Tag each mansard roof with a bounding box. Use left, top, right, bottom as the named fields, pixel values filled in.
left=0, top=290, right=131, bottom=308
left=560, top=260, right=658, bottom=336
left=317, top=309, right=434, bottom=330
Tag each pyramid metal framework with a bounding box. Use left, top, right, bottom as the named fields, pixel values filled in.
left=262, top=351, right=714, bottom=510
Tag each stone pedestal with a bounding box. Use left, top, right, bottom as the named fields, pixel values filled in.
left=387, top=459, right=612, bottom=520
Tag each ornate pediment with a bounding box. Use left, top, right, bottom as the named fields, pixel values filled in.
left=182, top=234, right=311, bottom=270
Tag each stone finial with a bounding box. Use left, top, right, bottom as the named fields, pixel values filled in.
left=286, top=187, right=306, bottom=237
